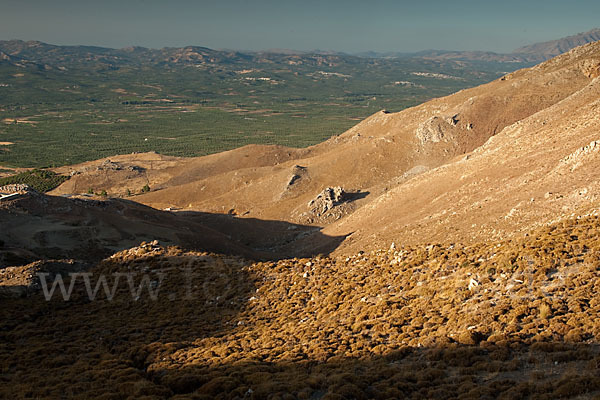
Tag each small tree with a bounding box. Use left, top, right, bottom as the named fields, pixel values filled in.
left=100, top=190, right=107, bottom=197
left=126, top=188, right=132, bottom=196
left=141, top=184, right=150, bottom=193
left=87, top=188, right=94, bottom=194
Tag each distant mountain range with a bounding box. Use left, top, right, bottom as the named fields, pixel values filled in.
left=513, top=28, right=600, bottom=57
left=356, top=28, right=600, bottom=62
left=1, top=28, right=599, bottom=69
left=0, top=39, right=369, bottom=73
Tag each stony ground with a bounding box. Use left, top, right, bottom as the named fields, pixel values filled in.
left=2, top=215, right=600, bottom=399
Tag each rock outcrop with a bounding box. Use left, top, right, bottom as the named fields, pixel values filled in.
left=307, top=186, right=346, bottom=216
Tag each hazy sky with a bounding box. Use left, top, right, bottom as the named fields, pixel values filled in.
left=1, top=0, right=599, bottom=53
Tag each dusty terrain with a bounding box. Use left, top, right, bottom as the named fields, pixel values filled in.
left=2, top=42, right=600, bottom=398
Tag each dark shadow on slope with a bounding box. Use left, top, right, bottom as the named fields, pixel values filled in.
left=0, top=192, right=348, bottom=271
left=0, top=249, right=258, bottom=398
left=178, top=211, right=349, bottom=259
left=342, top=190, right=370, bottom=203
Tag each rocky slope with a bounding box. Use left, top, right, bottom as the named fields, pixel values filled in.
left=325, top=42, right=600, bottom=254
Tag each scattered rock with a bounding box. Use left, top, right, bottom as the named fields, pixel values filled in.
left=287, top=165, right=307, bottom=187
left=580, top=58, right=600, bottom=78
left=400, top=165, right=429, bottom=181
left=446, top=114, right=459, bottom=126
left=96, top=160, right=122, bottom=171
left=559, top=140, right=600, bottom=171
left=281, top=165, right=310, bottom=200
left=0, top=184, right=33, bottom=194
left=468, top=278, right=480, bottom=290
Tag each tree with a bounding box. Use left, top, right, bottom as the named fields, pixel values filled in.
left=141, top=184, right=150, bottom=193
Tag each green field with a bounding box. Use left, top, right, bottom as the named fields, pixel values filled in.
left=0, top=42, right=532, bottom=168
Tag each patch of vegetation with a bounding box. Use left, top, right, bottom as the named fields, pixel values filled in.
left=2, top=214, right=600, bottom=398
left=0, top=169, right=68, bottom=192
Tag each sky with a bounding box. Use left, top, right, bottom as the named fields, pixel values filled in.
left=1, top=0, right=599, bottom=53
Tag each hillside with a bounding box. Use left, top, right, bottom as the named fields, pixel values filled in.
left=324, top=42, right=600, bottom=253
left=3, top=213, right=600, bottom=398
left=48, top=41, right=600, bottom=257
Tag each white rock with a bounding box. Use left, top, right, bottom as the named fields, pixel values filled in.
left=468, top=278, right=480, bottom=290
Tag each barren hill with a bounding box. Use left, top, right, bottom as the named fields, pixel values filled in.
left=325, top=42, right=600, bottom=253
left=49, top=41, right=600, bottom=257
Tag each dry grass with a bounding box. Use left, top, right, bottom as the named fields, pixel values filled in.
left=2, top=215, right=600, bottom=398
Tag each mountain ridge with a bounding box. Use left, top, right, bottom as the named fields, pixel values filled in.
left=2, top=28, right=599, bottom=68
left=356, top=28, right=600, bottom=62
left=514, top=28, right=600, bottom=56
